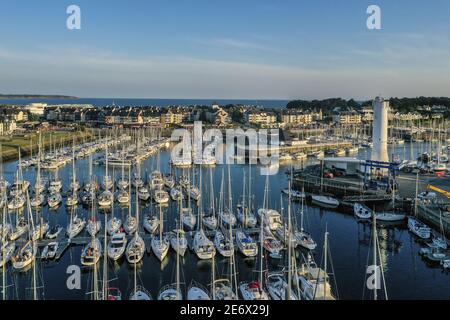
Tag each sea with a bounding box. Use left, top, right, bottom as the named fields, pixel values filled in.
left=0, top=98, right=290, bottom=108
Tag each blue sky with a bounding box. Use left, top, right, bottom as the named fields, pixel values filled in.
left=0, top=0, right=449, bottom=99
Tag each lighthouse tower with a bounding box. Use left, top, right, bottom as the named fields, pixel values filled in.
left=371, top=96, right=389, bottom=163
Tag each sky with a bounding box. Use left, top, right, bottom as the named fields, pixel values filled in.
left=0, top=0, right=449, bottom=100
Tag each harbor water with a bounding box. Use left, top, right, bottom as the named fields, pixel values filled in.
left=2, top=142, right=450, bottom=300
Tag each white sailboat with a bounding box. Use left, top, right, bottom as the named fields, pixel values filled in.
left=143, top=214, right=159, bottom=234
left=125, top=196, right=145, bottom=264
left=408, top=173, right=431, bottom=239
left=187, top=280, right=210, bottom=300
left=151, top=204, right=169, bottom=262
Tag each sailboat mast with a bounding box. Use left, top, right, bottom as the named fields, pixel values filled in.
left=323, top=230, right=328, bottom=300
left=372, top=213, right=377, bottom=301
left=287, top=180, right=292, bottom=300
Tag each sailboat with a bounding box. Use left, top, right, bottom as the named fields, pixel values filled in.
left=240, top=173, right=271, bottom=300
left=187, top=280, right=210, bottom=300
left=12, top=240, right=36, bottom=270
left=151, top=204, right=169, bottom=262
left=126, top=193, right=145, bottom=264
left=407, top=173, right=431, bottom=239
left=102, top=139, right=114, bottom=191
left=214, top=230, right=233, bottom=257
left=235, top=230, right=258, bottom=257
left=202, top=167, right=217, bottom=230
left=237, top=165, right=257, bottom=228
left=295, top=188, right=317, bottom=250
left=181, top=207, right=196, bottom=231
left=106, top=216, right=122, bottom=235
left=67, top=212, right=85, bottom=239
left=266, top=272, right=299, bottom=300
left=143, top=213, right=159, bottom=234
left=87, top=217, right=101, bottom=237
left=9, top=217, right=29, bottom=241
left=296, top=237, right=337, bottom=300
left=81, top=238, right=102, bottom=266
left=218, top=167, right=237, bottom=227
left=158, top=207, right=183, bottom=300
left=170, top=198, right=188, bottom=256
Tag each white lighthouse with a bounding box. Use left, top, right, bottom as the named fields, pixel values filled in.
left=371, top=96, right=389, bottom=163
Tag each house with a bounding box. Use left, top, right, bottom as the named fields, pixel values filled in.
left=245, top=109, right=277, bottom=126
left=332, top=111, right=362, bottom=124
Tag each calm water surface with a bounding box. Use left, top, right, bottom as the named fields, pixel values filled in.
left=2, top=143, right=449, bottom=300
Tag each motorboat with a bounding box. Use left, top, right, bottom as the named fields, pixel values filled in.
left=407, top=217, right=431, bottom=239
left=108, top=232, right=127, bottom=260
left=235, top=230, right=258, bottom=257
left=281, top=189, right=305, bottom=200
left=311, top=195, right=339, bottom=209
left=257, top=209, right=283, bottom=231
left=353, top=203, right=371, bottom=219
left=375, top=211, right=406, bottom=222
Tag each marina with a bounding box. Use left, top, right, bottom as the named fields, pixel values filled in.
left=1, top=124, right=450, bottom=300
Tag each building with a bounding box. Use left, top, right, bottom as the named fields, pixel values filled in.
left=0, top=119, right=17, bottom=135
left=360, top=105, right=374, bottom=122
left=281, top=110, right=313, bottom=125
left=26, top=103, right=47, bottom=116
left=372, top=97, right=389, bottom=163
left=245, top=110, right=277, bottom=126
left=332, top=111, right=362, bottom=125
left=205, top=106, right=230, bottom=126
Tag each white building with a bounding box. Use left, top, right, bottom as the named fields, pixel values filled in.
left=26, top=103, right=47, bottom=116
